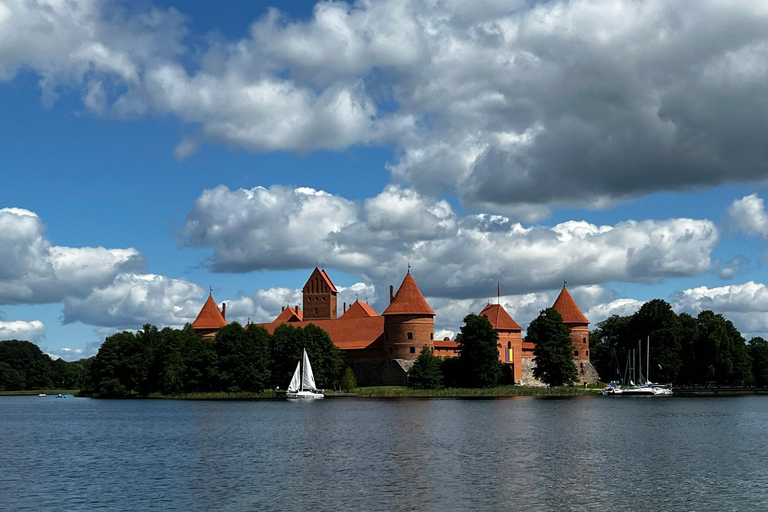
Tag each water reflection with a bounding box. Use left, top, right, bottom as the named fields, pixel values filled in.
left=2, top=396, right=768, bottom=511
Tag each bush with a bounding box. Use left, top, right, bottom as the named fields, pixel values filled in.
left=408, top=346, right=443, bottom=389
left=340, top=368, right=357, bottom=391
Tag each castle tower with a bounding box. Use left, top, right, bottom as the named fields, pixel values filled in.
left=551, top=285, right=590, bottom=365
left=192, top=293, right=228, bottom=338
left=382, top=272, right=435, bottom=359
left=302, top=267, right=338, bottom=320
left=479, top=303, right=523, bottom=381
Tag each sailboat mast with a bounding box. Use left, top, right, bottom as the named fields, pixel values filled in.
left=300, top=349, right=304, bottom=392
left=647, top=335, right=650, bottom=384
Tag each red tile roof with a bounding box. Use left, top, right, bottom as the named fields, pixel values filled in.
left=273, top=306, right=303, bottom=323
left=434, top=339, right=459, bottom=349
left=552, top=286, right=589, bottom=324
left=191, top=295, right=227, bottom=330
left=340, top=300, right=378, bottom=319
left=382, top=273, right=435, bottom=316
left=320, top=269, right=338, bottom=292
left=479, top=303, right=522, bottom=331
left=257, top=316, right=384, bottom=350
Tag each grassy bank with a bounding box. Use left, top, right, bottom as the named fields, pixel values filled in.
left=352, top=385, right=599, bottom=398
left=0, top=389, right=80, bottom=396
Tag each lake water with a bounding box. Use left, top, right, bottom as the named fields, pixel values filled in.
left=1, top=395, right=767, bottom=511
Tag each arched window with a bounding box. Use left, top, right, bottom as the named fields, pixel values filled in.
left=582, top=336, right=587, bottom=344
left=314, top=307, right=318, bottom=315
left=574, top=350, right=579, bottom=357
left=586, top=350, right=589, bottom=357
left=430, top=332, right=433, bottom=340
left=507, top=341, right=511, bottom=349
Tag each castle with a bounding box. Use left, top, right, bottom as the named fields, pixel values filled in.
left=191, top=267, right=598, bottom=386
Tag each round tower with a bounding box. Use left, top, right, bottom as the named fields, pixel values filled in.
left=551, top=284, right=591, bottom=377
left=382, top=272, right=435, bottom=359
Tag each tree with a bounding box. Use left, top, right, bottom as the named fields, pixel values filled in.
left=749, top=337, right=768, bottom=387
left=628, top=300, right=682, bottom=383
left=269, top=324, right=344, bottom=389
left=214, top=323, right=270, bottom=392
left=528, top=308, right=578, bottom=387
left=590, top=315, right=631, bottom=383
left=408, top=346, right=443, bottom=389
left=340, top=368, right=357, bottom=392
left=456, top=314, right=502, bottom=388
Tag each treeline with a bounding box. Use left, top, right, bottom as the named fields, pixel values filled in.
left=591, top=299, right=768, bottom=386
left=0, top=339, right=91, bottom=390
left=88, top=322, right=345, bottom=397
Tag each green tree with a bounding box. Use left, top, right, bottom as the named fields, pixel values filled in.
left=628, top=300, right=682, bottom=383
left=408, top=345, right=443, bottom=389
left=269, top=324, right=344, bottom=390
left=749, top=337, right=768, bottom=387
left=0, top=339, right=54, bottom=389
left=340, top=367, right=357, bottom=392
left=590, top=314, right=631, bottom=383
left=214, top=323, right=270, bottom=392
left=528, top=308, right=578, bottom=387
left=456, top=314, right=502, bottom=388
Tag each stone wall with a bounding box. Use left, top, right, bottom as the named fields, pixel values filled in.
left=521, top=357, right=599, bottom=386
left=346, top=358, right=411, bottom=386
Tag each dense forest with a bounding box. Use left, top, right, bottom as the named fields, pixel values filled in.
left=87, top=322, right=344, bottom=397
left=590, top=299, right=768, bottom=387
left=0, top=339, right=91, bottom=390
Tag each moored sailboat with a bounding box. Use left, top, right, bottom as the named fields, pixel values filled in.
left=286, top=349, right=324, bottom=399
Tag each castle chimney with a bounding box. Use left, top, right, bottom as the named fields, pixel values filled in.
left=281, top=306, right=285, bottom=312
left=222, top=303, right=226, bottom=320
left=389, top=285, right=394, bottom=304
left=343, top=302, right=347, bottom=313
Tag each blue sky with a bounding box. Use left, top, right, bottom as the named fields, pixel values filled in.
left=1, top=0, right=767, bottom=359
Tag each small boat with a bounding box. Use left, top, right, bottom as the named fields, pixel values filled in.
left=55, top=393, right=67, bottom=398
left=38, top=393, right=47, bottom=397
left=286, top=349, right=324, bottom=400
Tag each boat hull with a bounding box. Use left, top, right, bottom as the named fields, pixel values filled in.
left=286, top=391, right=324, bottom=400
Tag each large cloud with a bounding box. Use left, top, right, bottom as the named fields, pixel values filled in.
left=726, top=194, right=768, bottom=239
left=0, top=320, right=45, bottom=342
left=3, top=1, right=768, bottom=211
left=180, top=184, right=719, bottom=298
left=672, top=281, right=768, bottom=336
left=62, top=273, right=204, bottom=329
left=0, top=207, right=146, bottom=304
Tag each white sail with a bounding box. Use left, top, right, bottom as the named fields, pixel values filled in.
left=287, top=361, right=301, bottom=392
left=301, top=349, right=317, bottom=391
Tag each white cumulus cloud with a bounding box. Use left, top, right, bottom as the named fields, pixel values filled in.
left=0, top=319, right=45, bottom=342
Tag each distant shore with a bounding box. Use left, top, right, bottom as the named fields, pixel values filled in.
left=3, top=386, right=599, bottom=399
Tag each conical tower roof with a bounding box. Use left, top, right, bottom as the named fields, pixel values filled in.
left=192, top=295, right=227, bottom=330
left=479, top=303, right=522, bottom=331
left=552, top=286, right=589, bottom=324
left=383, top=273, right=435, bottom=316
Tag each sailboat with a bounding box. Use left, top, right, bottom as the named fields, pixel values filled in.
left=286, top=349, right=325, bottom=399
left=603, top=337, right=673, bottom=396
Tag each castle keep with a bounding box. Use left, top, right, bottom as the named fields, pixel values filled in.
left=192, top=268, right=597, bottom=385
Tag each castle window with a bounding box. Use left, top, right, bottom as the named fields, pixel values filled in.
left=430, top=332, right=433, bottom=340
left=410, top=347, right=415, bottom=354
left=574, top=350, right=579, bottom=357
left=322, top=297, right=326, bottom=301
left=583, top=337, right=586, bottom=344
left=586, top=350, right=589, bottom=357
left=407, top=332, right=413, bottom=340
left=314, top=308, right=318, bottom=315
left=507, top=341, right=511, bottom=349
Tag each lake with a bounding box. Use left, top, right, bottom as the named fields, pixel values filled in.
left=1, top=395, right=767, bottom=511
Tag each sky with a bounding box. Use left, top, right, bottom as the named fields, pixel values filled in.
left=1, top=0, right=768, bottom=360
